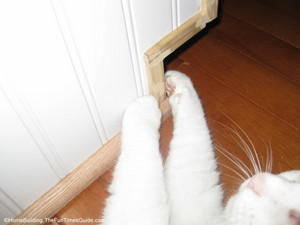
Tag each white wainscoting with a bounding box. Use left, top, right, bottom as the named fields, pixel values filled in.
left=0, top=0, right=201, bottom=223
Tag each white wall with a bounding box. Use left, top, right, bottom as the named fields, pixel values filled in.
left=0, top=0, right=201, bottom=223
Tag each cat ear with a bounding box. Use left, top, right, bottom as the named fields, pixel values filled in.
left=247, top=173, right=265, bottom=196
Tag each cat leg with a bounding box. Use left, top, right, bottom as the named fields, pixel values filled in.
left=164, top=71, right=223, bottom=225
left=101, top=96, right=169, bottom=225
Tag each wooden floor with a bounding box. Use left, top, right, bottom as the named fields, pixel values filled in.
left=51, top=0, right=300, bottom=224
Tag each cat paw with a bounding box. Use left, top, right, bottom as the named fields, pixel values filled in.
left=123, top=96, right=161, bottom=129
left=165, top=70, right=194, bottom=105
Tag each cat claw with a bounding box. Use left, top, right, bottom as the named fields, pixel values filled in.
left=165, top=75, right=176, bottom=97
left=165, top=70, right=194, bottom=105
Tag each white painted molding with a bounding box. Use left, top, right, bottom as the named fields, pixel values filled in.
left=9, top=100, right=171, bottom=225
left=0, top=188, right=22, bottom=216
left=1, top=0, right=215, bottom=222
left=121, top=0, right=145, bottom=97
left=0, top=79, right=67, bottom=179
left=171, top=0, right=179, bottom=30
left=50, top=0, right=108, bottom=144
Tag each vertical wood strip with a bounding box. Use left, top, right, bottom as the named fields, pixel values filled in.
left=145, top=61, right=166, bottom=104
left=10, top=0, right=218, bottom=222
left=144, top=0, right=218, bottom=103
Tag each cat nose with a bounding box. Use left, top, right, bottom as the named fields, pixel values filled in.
left=247, top=173, right=266, bottom=196
left=289, top=209, right=300, bottom=225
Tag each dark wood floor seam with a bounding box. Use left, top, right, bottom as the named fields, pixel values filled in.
left=180, top=63, right=300, bottom=132
left=208, top=34, right=300, bottom=87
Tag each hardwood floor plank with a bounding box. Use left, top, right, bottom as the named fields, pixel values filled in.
left=164, top=57, right=184, bottom=71
left=179, top=35, right=300, bottom=130
left=257, top=0, right=300, bottom=21
left=55, top=1, right=300, bottom=221
left=56, top=114, right=175, bottom=224
left=55, top=178, right=109, bottom=225
left=213, top=132, right=251, bottom=201
left=178, top=63, right=300, bottom=174
left=222, top=0, right=300, bottom=48
left=160, top=109, right=253, bottom=202
left=210, top=13, right=300, bottom=84
left=160, top=115, right=173, bottom=160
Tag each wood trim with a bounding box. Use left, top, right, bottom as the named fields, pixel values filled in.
left=144, top=0, right=218, bottom=103
left=10, top=100, right=171, bottom=225
left=11, top=1, right=217, bottom=223
left=10, top=133, right=120, bottom=225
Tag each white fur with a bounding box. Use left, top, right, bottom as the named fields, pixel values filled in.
left=164, top=71, right=223, bottom=225
left=224, top=172, right=300, bottom=225
left=101, top=96, right=169, bottom=225
left=102, top=70, right=300, bottom=225
left=279, top=170, right=300, bottom=182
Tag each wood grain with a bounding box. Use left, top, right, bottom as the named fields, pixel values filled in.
left=179, top=35, right=300, bottom=130
left=257, top=0, right=300, bottom=21
left=210, top=14, right=300, bottom=84
left=10, top=133, right=121, bottom=225
left=37, top=100, right=171, bottom=224
left=53, top=0, right=300, bottom=223
left=222, top=0, right=300, bottom=48
left=164, top=57, right=184, bottom=71
left=177, top=63, right=300, bottom=199
left=55, top=173, right=111, bottom=225
left=144, top=0, right=218, bottom=102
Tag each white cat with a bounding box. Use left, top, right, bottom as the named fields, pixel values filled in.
left=101, top=71, right=300, bottom=225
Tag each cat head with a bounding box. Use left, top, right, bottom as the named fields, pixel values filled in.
left=224, top=170, right=300, bottom=225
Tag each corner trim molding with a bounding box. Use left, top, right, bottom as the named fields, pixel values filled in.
left=10, top=100, right=171, bottom=225
left=144, top=0, right=218, bottom=103
left=10, top=0, right=217, bottom=223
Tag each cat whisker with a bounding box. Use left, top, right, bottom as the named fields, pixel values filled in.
left=215, top=144, right=254, bottom=178
left=220, top=172, right=244, bottom=183
left=230, top=133, right=260, bottom=175
left=227, top=120, right=262, bottom=175
left=218, top=162, right=247, bottom=181
left=211, top=117, right=267, bottom=176
left=212, top=121, right=259, bottom=176
left=215, top=143, right=253, bottom=179
left=265, top=141, right=273, bottom=173
left=229, top=187, right=236, bottom=198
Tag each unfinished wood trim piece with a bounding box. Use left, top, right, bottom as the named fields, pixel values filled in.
left=11, top=100, right=171, bottom=225
left=11, top=1, right=218, bottom=222
left=144, top=0, right=218, bottom=103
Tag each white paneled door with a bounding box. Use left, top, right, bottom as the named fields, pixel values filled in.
left=0, top=0, right=201, bottom=223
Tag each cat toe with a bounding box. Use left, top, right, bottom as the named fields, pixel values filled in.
left=165, top=71, right=194, bottom=107
left=123, top=96, right=161, bottom=128
left=165, top=70, right=193, bottom=96
left=165, top=75, right=176, bottom=97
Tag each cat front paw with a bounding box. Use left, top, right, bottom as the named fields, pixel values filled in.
left=165, top=70, right=194, bottom=105
left=123, top=96, right=161, bottom=129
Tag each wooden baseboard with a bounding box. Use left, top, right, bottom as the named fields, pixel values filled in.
left=10, top=134, right=120, bottom=225
left=10, top=100, right=171, bottom=225
left=144, top=0, right=218, bottom=103
left=11, top=1, right=217, bottom=223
